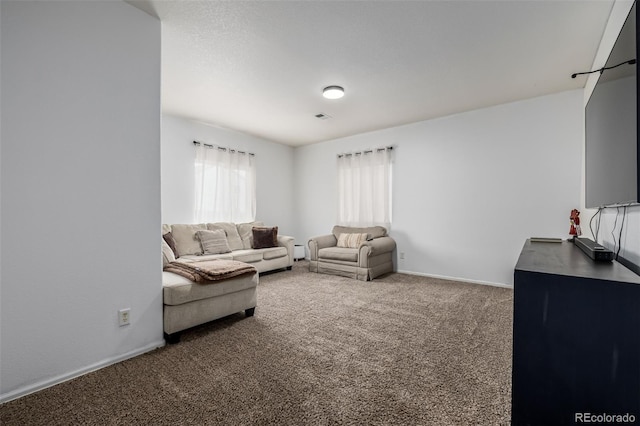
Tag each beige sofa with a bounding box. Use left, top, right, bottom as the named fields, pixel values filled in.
left=161, top=221, right=294, bottom=342
left=308, top=225, right=396, bottom=281
left=163, top=222, right=294, bottom=273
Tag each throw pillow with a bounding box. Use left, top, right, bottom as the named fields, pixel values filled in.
left=252, top=226, right=278, bottom=249
left=238, top=221, right=264, bottom=249
left=162, top=232, right=179, bottom=258
left=207, top=222, right=244, bottom=251
left=332, top=226, right=386, bottom=240
left=171, top=224, right=207, bottom=256
left=337, top=233, right=368, bottom=248
left=196, top=229, right=232, bottom=255
left=161, top=238, right=176, bottom=267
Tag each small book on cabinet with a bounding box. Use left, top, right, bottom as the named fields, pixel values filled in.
left=530, top=237, right=563, bottom=243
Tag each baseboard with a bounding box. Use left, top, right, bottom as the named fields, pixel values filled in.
left=397, top=269, right=512, bottom=289
left=0, top=339, right=165, bottom=404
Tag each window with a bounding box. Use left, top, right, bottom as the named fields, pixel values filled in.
left=194, top=143, right=256, bottom=223
left=337, top=147, right=392, bottom=227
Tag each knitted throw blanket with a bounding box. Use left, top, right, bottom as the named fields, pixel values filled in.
left=164, top=259, right=257, bottom=283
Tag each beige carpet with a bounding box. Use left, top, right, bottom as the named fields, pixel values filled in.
left=0, top=261, right=513, bottom=425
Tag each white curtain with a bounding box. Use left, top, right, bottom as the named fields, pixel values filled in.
left=194, top=143, right=256, bottom=223
left=337, top=148, right=392, bottom=228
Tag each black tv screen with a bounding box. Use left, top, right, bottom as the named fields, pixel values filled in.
left=585, top=1, right=639, bottom=208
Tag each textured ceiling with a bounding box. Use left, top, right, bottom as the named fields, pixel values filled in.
left=128, top=0, right=615, bottom=146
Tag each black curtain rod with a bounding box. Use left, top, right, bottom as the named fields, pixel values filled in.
left=337, top=146, right=393, bottom=158
left=193, top=140, right=255, bottom=157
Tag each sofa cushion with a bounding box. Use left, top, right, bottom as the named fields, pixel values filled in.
left=196, top=229, right=232, bottom=255
left=237, top=221, right=264, bottom=249
left=178, top=253, right=234, bottom=262
left=232, top=249, right=264, bottom=264
left=171, top=224, right=207, bottom=256
left=207, top=222, right=244, bottom=251
left=332, top=225, right=387, bottom=240
left=163, top=270, right=258, bottom=306
left=260, top=246, right=288, bottom=260
left=318, top=247, right=359, bottom=262
left=252, top=226, right=278, bottom=249
left=337, top=233, right=368, bottom=248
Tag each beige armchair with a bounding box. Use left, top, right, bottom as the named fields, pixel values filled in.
left=308, top=225, right=396, bottom=281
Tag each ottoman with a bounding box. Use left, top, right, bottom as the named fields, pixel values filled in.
left=162, top=270, right=258, bottom=343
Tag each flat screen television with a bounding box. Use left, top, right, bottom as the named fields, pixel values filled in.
left=585, top=1, right=640, bottom=208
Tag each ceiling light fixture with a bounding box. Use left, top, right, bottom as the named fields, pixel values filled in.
left=323, top=85, right=345, bottom=99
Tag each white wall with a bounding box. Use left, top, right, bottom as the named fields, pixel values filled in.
left=581, top=0, right=640, bottom=271
left=0, top=1, right=162, bottom=402
left=295, top=90, right=584, bottom=286
left=161, top=114, right=296, bottom=237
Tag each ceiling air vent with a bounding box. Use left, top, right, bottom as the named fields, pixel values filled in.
left=315, top=113, right=332, bottom=120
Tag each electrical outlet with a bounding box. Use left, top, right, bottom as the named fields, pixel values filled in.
left=400, top=252, right=405, bottom=260
left=118, top=308, right=130, bottom=326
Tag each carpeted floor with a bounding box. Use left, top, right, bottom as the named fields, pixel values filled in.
left=0, top=261, right=514, bottom=425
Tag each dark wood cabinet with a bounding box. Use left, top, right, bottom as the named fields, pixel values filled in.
left=512, top=240, right=640, bottom=425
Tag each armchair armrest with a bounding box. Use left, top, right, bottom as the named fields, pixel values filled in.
left=308, top=234, right=337, bottom=261
left=359, top=236, right=396, bottom=267
left=363, top=236, right=396, bottom=254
